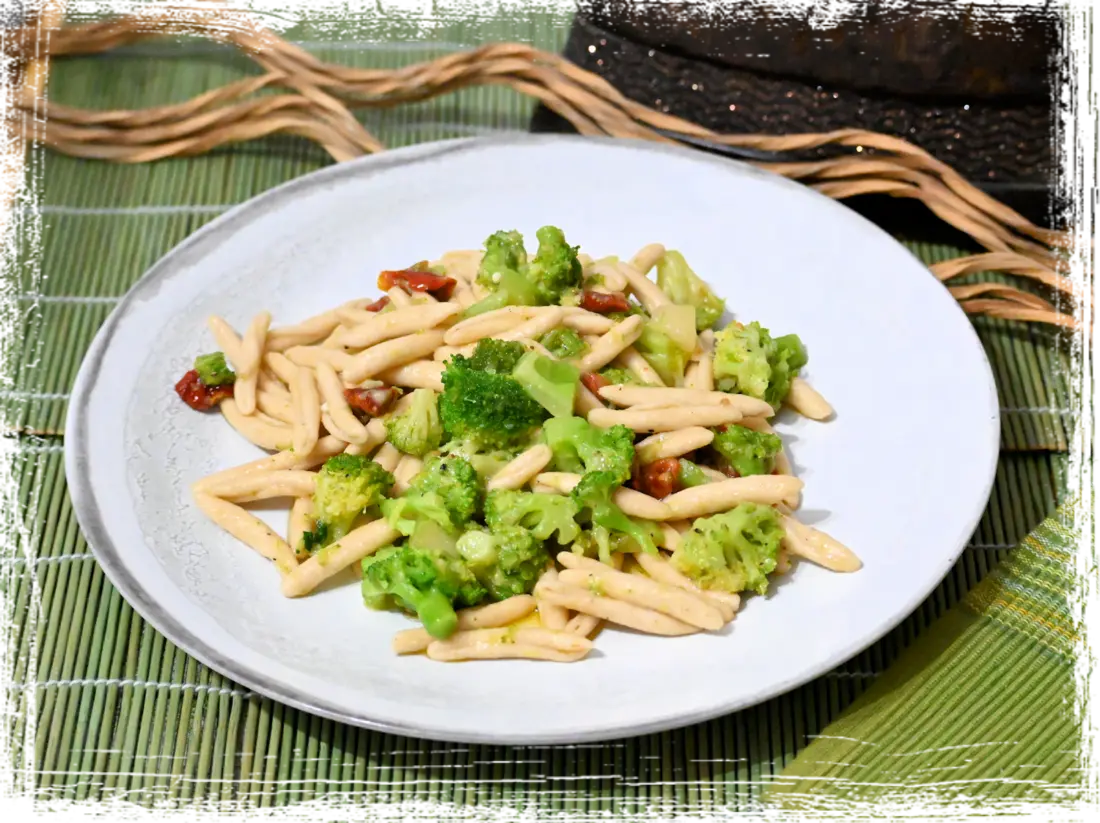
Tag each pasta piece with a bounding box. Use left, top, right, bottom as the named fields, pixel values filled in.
left=288, top=496, right=313, bottom=561
left=291, top=366, right=321, bottom=456
left=635, top=427, right=714, bottom=463
left=574, top=315, right=645, bottom=373
left=375, top=360, right=445, bottom=392
left=633, top=551, right=738, bottom=623
left=372, top=443, right=402, bottom=473
left=231, top=311, right=271, bottom=415
left=586, top=259, right=630, bottom=291
left=534, top=472, right=672, bottom=520
left=778, top=512, right=861, bottom=572
left=774, top=548, right=793, bottom=575
left=560, top=307, right=615, bottom=335
left=597, top=385, right=774, bottom=418
left=393, top=455, right=424, bottom=494
left=194, top=492, right=298, bottom=574
left=613, top=260, right=669, bottom=314
left=193, top=435, right=344, bottom=493
left=663, top=475, right=804, bottom=519
left=587, top=404, right=742, bottom=433
left=314, top=361, right=368, bottom=444
left=266, top=299, right=371, bottom=351
left=281, top=519, right=402, bottom=597
left=387, top=287, right=413, bottom=307
left=436, top=249, right=482, bottom=281
left=611, top=346, right=665, bottom=386
left=342, top=330, right=448, bottom=383
left=487, top=445, right=553, bottom=491
left=426, top=628, right=593, bottom=662
left=534, top=567, right=569, bottom=631
left=495, top=307, right=565, bottom=342
left=684, top=330, right=715, bottom=391
left=264, top=351, right=299, bottom=385
left=785, top=376, right=835, bottom=421
left=536, top=580, right=698, bottom=637
left=555, top=559, right=724, bottom=631
left=342, top=417, right=388, bottom=457
left=256, top=387, right=295, bottom=424
left=565, top=613, right=602, bottom=638
left=205, top=469, right=316, bottom=502
left=207, top=315, right=246, bottom=366
left=336, top=304, right=461, bottom=351
left=629, top=243, right=666, bottom=275
left=219, top=399, right=292, bottom=451
left=283, top=345, right=356, bottom=372
left=392, top=595, right=537, bottom=654
left=443, top=306, right=536, bottom=346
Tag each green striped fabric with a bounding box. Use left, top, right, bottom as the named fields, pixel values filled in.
left=2, top=9, right=1079, bottom=815
left=766, top=501, right=1082, bottom=807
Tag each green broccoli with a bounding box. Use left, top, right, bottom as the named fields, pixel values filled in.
left=656, top=251, right=726, bottom=331
left=455, top=525, right=549, bottom=600
left=711, top=424, right=782, bottom=477
left=571, top=470, right=658, bottom=557
left=360, top=541, right=487, bottom=639
left=382, top=453, right=484, bottom=536
left=440, top=439, right=522, bottom=481
left=598, top=367, right=638, bottom=386
left=678, top=459, right=711, bottom=488
left=512, top=352, right=579, bottom=418
left=539, top=327, right=588, bottom=360
left=484, top=489, right=581, bottom=544
left=467, top=230, right=539, bottom=316
left=635, top=322, right=690, bottom=387
left=467, top=338, right=527, bottom=374
left=713, top=321, right=808, bottom=407
left=670, top=503, right=784, bottom=595
left=439, top=349, right=547, bottom=449
left=543, top=416, right=635, bottom=482
left=302, top=455, right=394, bottom=550
left=527, top=225, right=583, bottom=305
left=385, top=389, right=444, bottom=457
left=194, top=352, right=235, bottom=386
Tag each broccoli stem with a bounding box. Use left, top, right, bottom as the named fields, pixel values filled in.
left=404, top=586, right=459, bottom=639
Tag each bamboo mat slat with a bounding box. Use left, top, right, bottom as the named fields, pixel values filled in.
left=3, top=11, right=1073, bottom=814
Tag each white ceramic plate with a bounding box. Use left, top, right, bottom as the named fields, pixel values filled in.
left=66, top=135, right=999, bottom=744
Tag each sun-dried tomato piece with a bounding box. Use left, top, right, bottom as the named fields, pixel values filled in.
left=175, top=369, right=234, bottom=412
left=377, top=267, right=457, bottom=301
left=635, top=458, right=682, bottom=499
left=579, top=289, right=631, bottom=314
left=580, top=371, right=610, bottom=397
left=363, top=295, right=390, bottom=313
left=344, top=386, right=399, bottom=417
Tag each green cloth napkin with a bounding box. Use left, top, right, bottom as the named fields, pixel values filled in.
left=764, top=501, right=1082, bottom=807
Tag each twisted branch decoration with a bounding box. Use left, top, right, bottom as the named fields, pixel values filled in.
left=6, top=8, right=1076, bottom=330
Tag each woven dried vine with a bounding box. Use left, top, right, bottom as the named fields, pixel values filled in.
left=7, top=9, right=1076, bottom=329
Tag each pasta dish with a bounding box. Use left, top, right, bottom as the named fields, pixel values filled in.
left=176, top=227, right=860, bottom=663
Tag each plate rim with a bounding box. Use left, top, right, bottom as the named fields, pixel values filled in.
left=64, top=133, right=1001, bottom=744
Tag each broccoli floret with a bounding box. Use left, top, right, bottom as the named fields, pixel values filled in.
left=468, top=230, right=539, bottom=316
left=713, top=321, right=808, bottom=407
left=656, top=251, right=726, bottom=331
left=484, top=489, right=581, bottom=544
left=598, top=367, right=638, bottom=386
left=512, top=351, right=580, bottom=418
left=476, top=229, right=528, bottom=289
left=467, top=338, right=527, bottom=374
left=635, top=323, right=689, bottom=387
left=440, top=439, right=522, bottom=481
left=385, top=389, right=443, bottom=457
left=360, top=542, right=486, bottom=639
left=539, top=327, right=588, bottom=360
left=670, top=503, right=783, bottom=595
left=678, top=459, right=711, bottom=488
left=571, top=470, right=658, bottom=557
left=194, top=352, right=235, bottom=386
left=439, top=352, right=547, bottom=449
left=543, top=416, right=635, bottom=482
left=382, top=453, right=484, bottom=535
left=455, top=525, right=549, bottom=600
left=527, top=225, right=583, bottom=304
left=711, top=424, right=782, bottom=477
left=302, top=455, right=394, bottom=550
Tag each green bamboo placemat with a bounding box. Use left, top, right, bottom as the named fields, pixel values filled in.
left=2, top=10, right=1074, bottom=816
